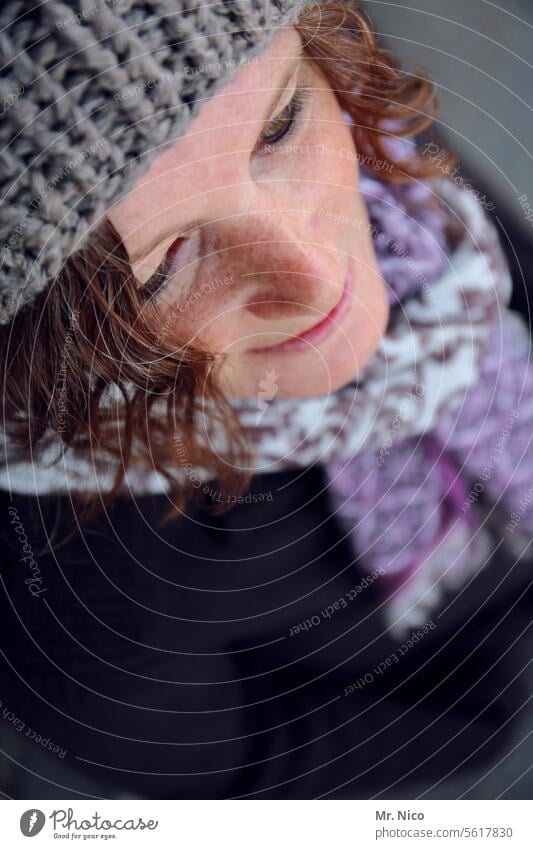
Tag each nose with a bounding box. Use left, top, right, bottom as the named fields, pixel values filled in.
left=212, top=211, right=344, bottom=322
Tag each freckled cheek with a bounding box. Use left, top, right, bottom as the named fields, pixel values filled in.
left=300, top=130, right=360, bottom=241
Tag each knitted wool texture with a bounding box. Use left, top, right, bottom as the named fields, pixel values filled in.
left=0, top=0, right=311, bottom=324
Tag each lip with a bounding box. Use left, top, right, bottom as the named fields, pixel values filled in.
left=249, top=269, right=354, bottom=354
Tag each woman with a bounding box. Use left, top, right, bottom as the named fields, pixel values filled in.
left=0, top=0, right=532, bottom=799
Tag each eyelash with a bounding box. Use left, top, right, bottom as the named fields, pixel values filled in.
left=142, top=85, right=312, bottom=299
left=141, top=232, right=196, bottom=301
left=258, top=85, right=311, bottom=149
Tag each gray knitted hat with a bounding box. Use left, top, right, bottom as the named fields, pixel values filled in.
left=0, top=0, right=313, bottom=325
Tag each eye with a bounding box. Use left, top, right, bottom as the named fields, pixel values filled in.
left=259, top=86, right=311, bottom=148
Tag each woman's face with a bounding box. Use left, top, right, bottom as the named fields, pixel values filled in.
left=108, top=27, right=389, bottom=399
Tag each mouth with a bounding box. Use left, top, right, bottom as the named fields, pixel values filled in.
left=249, top=269, right=354, bottom=355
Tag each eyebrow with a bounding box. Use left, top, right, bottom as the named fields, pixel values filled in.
left=130, top=50, right=303, bottom=272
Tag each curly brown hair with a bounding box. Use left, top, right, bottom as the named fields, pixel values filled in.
left=0, top=1, right=452, bottom=524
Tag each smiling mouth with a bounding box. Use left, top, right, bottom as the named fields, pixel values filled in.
left=249, top=271, right=354, bottom=354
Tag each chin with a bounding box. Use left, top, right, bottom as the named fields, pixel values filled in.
left=265, top=301, right=389, bottom=398
left=224, top=324, right=384, bottom=399
left=274, top=344, right=367, bottom=398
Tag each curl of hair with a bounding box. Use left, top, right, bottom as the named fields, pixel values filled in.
left=0, top=0, right=455, bottom=524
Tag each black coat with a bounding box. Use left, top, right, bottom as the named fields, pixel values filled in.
left=1, top=466, right=532, bottom=799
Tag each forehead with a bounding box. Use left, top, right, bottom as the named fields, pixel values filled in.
left=115, top=27, right=301, bottom=204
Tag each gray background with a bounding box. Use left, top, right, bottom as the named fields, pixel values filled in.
left=364, top=0, right=533, bottom=239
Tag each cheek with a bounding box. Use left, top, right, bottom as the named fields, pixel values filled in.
left=156, top=288, right=239, bottom=352
left=299, top=102, right=361, bottom=240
